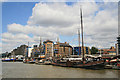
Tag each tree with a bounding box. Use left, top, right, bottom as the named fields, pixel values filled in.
left=90, top=47, right=98, bottom=54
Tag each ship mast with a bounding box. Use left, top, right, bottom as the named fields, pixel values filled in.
left=78, top=28, right=80, bottom=56
left=57, top=37, right=59, bottom=56
left=28, top=41, right=29, bottom=58
left=80, top=7, right=85, bottom=61
left=39, top=37, right=42, bottom=57
left=39, top=37, right=42, bottom=47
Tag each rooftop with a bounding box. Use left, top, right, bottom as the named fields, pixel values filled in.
left=55, top=42, right=72, bottom=47
left=43, top=40, right=53, bottom=43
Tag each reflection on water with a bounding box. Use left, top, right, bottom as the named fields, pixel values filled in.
left=2, top=62, right=119, bottom=78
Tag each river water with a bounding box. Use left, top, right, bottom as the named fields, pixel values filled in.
left=2, top=62, right=120, bottom=78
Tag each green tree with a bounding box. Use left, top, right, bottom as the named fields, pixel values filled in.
left=90, top=47, right=98, bottom=54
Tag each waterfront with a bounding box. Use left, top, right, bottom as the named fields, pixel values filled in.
left=2, top=62, right=119, bottom=78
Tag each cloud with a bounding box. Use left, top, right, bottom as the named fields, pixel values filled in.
left=2, top=2, right=118, bottom=52
left=2, top=32, right=36, bottom=52
left=0, top=0, right=7, bottom=2
left=7, top=23, right=58, bottom=39
left=0, top=42, right=2, bottom=54
left=27, top=3, right=77, bottom=27
left=8, top=23, right=29, bottom=34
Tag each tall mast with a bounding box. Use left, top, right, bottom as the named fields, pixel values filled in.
left=39, top=37, right=42, bottom=54
left=57, top=37, right=59, bottom=56
left=78, top=28, right=80, bottom=56
left=27, top=42, right=29, bottom=58
left=80, top=7, right=85, bottom=61
left=39, top=37, right=42, bottom=47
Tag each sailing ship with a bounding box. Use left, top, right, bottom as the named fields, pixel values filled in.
left=52, top=7, right=105, bottom=69
left=71, top=7, right=105, bottom=69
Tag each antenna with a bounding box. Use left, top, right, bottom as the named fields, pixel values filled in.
left=39, top=37, right=42, bottom=54
left=40, top=37, right=42, bottom=46
left=57, top=37, right=59, bottom=43
left=57, top=37, right=59, bottom=55
left=28, top=42, right=29, bottom=48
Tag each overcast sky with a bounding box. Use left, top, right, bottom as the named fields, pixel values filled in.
left=1, top=1, right=119, bottom=53
left=118, top=2, right=120, bottom=35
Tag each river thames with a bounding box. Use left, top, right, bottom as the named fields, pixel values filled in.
left=2, top=62, right=120, bottom=78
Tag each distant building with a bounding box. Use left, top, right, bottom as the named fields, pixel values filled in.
left=73, top=46, right=91, bottom=55
left=30, top=38, right=44, bottom=58
left=98, top=46, right=116, bottom=55
left=39, top=38, right=44, bottom=54
left=2, top=52, right=11, bottom=58
left=31, top=38, right=44, bottom=58
left=31, top=45, right=39, bottom=58
left=43, top=40, right=54, bottom=58
left=54, top=42, right=73, bottom=57
left=11, top=45, right=28, bottom=57
left=117, top=35, right=120, bottom=55
left=26, top=47, right=33, bottom=58
left=33, top=45, right=38, bottom=48
left=31, top=45, right=44, bottom=58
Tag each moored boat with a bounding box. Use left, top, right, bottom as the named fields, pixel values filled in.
left=72, top=60, right=105, bottom=70
left=28, top=61, right=35, bottom=64
left=44, top=59, right=52, bottom=65
left=52, top=57, right=105, bottom=69
left=27, top=59, right=36, bottom=64
left=104, top=65, right=112, bottom=69
left=2, top=57, right=16, bottom=62
left=109, top=59, right=120, bottom=70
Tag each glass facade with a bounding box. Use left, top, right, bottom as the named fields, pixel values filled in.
left=74, top=47, right=90, bottom=55
left=74, top=47, right=82, bottom=55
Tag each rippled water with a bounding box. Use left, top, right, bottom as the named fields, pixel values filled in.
left=2, top=62, right=119, bottom=78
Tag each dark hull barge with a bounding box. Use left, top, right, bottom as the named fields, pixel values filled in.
left=52, top=60, right=105, bottom=70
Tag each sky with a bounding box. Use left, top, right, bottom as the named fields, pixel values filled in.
left=1, top=1, right=119, bottom=53
left=118, top=2, right=120, bottom=35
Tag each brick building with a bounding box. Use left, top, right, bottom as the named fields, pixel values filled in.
left=43, top=40, right=54, bottom=58
left=54, top=42, right=73, bottom=57
left=98, top=46, right=116, bottom=55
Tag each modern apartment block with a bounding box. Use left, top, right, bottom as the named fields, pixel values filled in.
left=73, top=46, right=91, bottom=55
left=43, top=40, right=54, bottom=58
